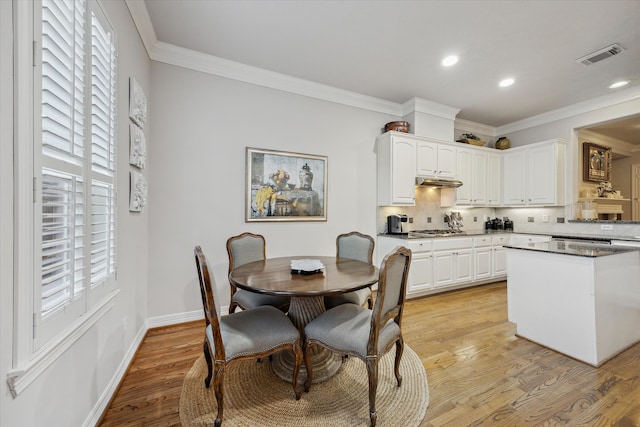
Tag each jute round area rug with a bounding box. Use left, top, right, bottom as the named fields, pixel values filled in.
left=179, top=345, right=429, bottom=426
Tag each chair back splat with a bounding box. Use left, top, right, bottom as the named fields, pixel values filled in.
left=325, top=231, right=375, bottom=309
left=226, top=232, right=289, bottom=313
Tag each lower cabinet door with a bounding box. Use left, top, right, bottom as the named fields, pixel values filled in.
left=455, top=249, right=473, bottom=282
left=493, top=246, right=507, bottom=277
left=474, top=248, right=492, bottom=280
left=407, top=252, right=433, bottom=294
left=434, top=251, right=455, bottom=288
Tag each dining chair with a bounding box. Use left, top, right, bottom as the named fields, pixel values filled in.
left=226, top=232, right=290, bottom=313
left=324, top=231, right=375, bottom=309
left=194, top=246, right=303, bottom=427
left=303, top=245, right=411, bottom=427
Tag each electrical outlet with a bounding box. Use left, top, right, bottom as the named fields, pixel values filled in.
left=473, top=216, right=477, bottom=222
left=427, top=217, right=432, bottom=223
left=542, top=214, right=549, bottom=222
left=408, top=217, right=413, bottom=223
left=557, top=217, right=565, bottom=223
left=528, top=217, right=535, bottom=222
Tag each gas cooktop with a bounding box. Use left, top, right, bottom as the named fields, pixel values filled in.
left=408, top=229, right=467, bottom=238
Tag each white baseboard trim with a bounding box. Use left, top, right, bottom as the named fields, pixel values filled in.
left=83, top=321, right=147, bottom=427
left=85, top=305, right=231, bottom=426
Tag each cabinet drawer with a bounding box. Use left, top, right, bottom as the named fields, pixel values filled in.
left=433, top=237, right=473, bottom=251
left=473, top=236, right=492, bottom=247
left=491, top=234, right=509, bottom=246
left=407, top=240, right=432, bottom=252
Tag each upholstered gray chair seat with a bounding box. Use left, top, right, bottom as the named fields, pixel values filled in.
left=324, top=288, right=372, bottom=310
left=206, top=305, right=300, bottom=361
left=232, top=289, right=290, bottom=312
left=305, top=304, right=400, bottom=359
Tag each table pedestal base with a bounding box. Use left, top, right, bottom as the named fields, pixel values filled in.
left=272, top=294, right=343, bottom=384
left=272, top=347, right=342, bottom=385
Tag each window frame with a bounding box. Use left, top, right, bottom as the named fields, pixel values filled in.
left=7, top=0, right=120, bottom=398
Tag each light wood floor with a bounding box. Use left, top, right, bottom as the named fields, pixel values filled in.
left=98, top=282, right=640, bottom=426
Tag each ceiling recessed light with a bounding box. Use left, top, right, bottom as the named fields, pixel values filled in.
left=609, top=80, right=629, bottom=89
left=499, top=78, right=515, bottom=87
left=442, top=55, right=458, bottom=67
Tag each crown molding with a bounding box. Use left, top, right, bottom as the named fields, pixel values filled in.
left=496, top=86, right=640, bottom=135
left=124, top=0, right=157, bottom=58
left=402, top=97, right=460, bottom=120
left=152, top=42, right=402, bottom=115
left=454, top=119, right=497, bottom=137
left=126, top=1, right=640, bottom=133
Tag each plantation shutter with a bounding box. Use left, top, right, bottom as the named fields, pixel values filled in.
left=40, top=0, right=87, bottom=316
left=38, top=0, right=117, bottom=334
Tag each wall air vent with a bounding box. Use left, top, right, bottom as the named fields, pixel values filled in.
left=576, top=43, right=625, bottom=65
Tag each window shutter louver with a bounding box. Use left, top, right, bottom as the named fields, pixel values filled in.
left=37, top=0, right=117, bottom=332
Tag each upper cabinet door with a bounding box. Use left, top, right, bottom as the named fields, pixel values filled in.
left=416, top=141, right=438, bottom=177
left=437, top=145, right=456, bottom=178
left=503, top=150, right=527, bottom=205
left=455, top=147, right=472, bottom=205
left=377, top=133, right=416, bottom=206
left=486, top=153, right=502, bottom=206
left=527, top=143, right=557, bottom=205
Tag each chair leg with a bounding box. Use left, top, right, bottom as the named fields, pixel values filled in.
left=203, top=339, right=213, bottom=388
left=394, top=338, right=404, bottom=387
left=366, top=356, right=379, bottom=427
left=213, top=363, right=225, bottom=427
left=228, top=301, right=238, bottom=314
left=291, top=340, right=303, bottom=400
left=303, top=340, right=313, bottom=392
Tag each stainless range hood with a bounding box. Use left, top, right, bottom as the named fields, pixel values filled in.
left=415, top=177, right=463, bottom=188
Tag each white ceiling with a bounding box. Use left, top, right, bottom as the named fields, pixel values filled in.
left=142, top=0, right=640, bottom=141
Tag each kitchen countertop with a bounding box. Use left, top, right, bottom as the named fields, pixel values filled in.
left=504, top=241, right=638, bottom=258
left=379, top=230, right=640, bottom=243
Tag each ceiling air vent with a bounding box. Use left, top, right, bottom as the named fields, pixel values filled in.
left=576, top=43, right=625, bottom=65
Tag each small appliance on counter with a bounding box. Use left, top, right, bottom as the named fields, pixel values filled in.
left=485, top=217, right=513, bottom=231
left=387, top=214, right=408, bottom=234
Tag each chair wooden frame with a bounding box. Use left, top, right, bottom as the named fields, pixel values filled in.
left=195, top=246, right=303, bottom=426
left=328, top=231, right=375, bottom=309
left=304, top=246, right=411, bottom=427
left=226, top=232, right=289, bottom=313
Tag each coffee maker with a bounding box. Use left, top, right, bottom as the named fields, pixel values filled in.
left=387, top=214, right=408, bottom=234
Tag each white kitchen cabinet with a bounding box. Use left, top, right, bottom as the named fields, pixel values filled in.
left=377, top=132, right=416, bottom=206
left=416, top=140, right=456, bottom=179
left=493, top=246, right=507, bottom=276
left=503, top=150, right=526, bottom=205
left=455, top=147, right=488, bottom=206
left=473, top=236, right=492, bottom=280
left=491, top=234, right=509, bottom=277
left=486, top=153, right=502, bottom=206
left=503, top=139, right=566, bottom=206
left=433, top=237, right=473, bottom=288
left=406, top=240, right=433, bottom=294
left=474, top=248, right=492, bottom=280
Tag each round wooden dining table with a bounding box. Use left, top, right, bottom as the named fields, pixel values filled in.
left=228, top=255, right=379, bottom=384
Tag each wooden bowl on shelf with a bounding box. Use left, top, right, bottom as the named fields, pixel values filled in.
left=385, top=121, right=410, bottom=133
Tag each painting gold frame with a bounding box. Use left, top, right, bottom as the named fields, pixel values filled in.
left=583, top=142, right=611, bottom=182
left=245, top=147, right=327, bottom=222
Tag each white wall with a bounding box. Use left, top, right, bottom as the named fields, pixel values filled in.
left=147, top=62, right=395, bottom=317
left=1, top=1, right=151, bottom=425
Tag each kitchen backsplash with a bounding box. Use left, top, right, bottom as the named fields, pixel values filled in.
left=377, top=189, right=640, bottom=238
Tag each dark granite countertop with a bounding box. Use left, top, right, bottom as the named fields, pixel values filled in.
left=504, top=241, right=639, bottom=258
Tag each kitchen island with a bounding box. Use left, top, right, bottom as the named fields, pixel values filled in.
left=505, top=240, right=640, bottom=366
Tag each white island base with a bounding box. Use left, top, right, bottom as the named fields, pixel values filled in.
left=507, top=247, right=640, bottom=367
